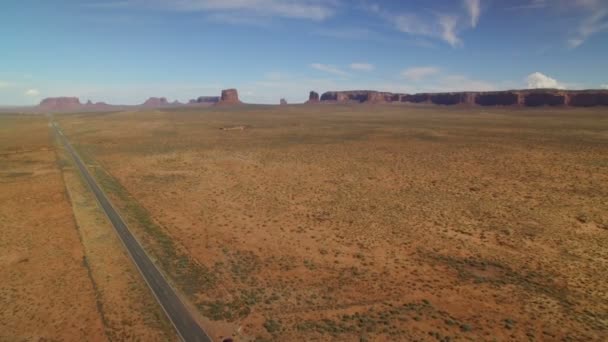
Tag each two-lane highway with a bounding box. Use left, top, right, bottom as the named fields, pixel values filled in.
left=53, top=122, right=212, bottom=342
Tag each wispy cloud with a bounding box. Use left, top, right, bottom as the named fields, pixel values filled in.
left=313, top=27, right=375, bottom=40
left=368, top=1, right=479, bottom=47
left=568, top=9, right=608, bottom=48
left=526, top=72, right=565, bottom=89
left=438, top=15, right=462, bottom=47
left=464, top=0, right=481, bottom=27
left=511, top=0, right=608, bottom=48
left=400, top=66, right=496, bottom=91
left=349, top=63, right=375, bottom=71
left=601, top=84, right=608, bottom=89
left=401, top=66, right=440, bottom=81
left=25, top=89, right=40, bottom=96
left=124, top=0, right=338, bottom=21
left=310, top=63, right=349, bottom=76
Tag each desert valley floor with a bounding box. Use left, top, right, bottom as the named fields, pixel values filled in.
left=1, top=104, right=607, bottom=341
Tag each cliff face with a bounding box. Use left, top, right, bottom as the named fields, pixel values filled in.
left=569, top=92, right=608, bottom=107
left=316, top=89, right=608, bottom=107
left=475, top=92, right=519, bottom=106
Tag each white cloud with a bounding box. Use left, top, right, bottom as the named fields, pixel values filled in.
left=601, top=84, right=608, bottom=89
left=0, top=81, right=14, bottom=88
left=439, top=15, right=462, bottom=47
left=377, top=7, right=467, bottom=47
left=129, top=0, right=337, bottom=21
left=401, top=67, right=440, bottom=81
left=526, top=72, right=565, bottom=89
left=464, top=0, right=481, bottom=27
left=349, top=63, right=374, bottom=71
left=25, top=89, right=40, bottom=96
left=310, top=63, right=349, bottom=76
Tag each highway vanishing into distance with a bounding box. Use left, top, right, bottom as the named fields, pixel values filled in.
left=53, top=122, right=212, bottom=342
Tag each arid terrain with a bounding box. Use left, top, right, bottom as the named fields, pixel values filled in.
left=47, top=104, right=608, bottom=341
left=0, top=114, right=174, bottom=341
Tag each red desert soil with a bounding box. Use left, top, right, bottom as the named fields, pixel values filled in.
left=56, top=105, right=608, bottom=341
left=0, top=115, right=106, bottom=341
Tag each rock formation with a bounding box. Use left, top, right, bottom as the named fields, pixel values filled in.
left=219, top=89, right=241, bottom=105
left=523, top=91, right=566, bottom=107
left=475, top=92, right=519, bottom=106
left=39, top=97, right=82, bottom=110
left=280, top=98, right=287, bottom=105
left=318, top=89, right=608, bottom=107
left=142, top=97, right=169, bottom=107
left=307, top=91, right=320, bottom=103
left=569, top=91, right=608, bottom=107
left=195, top=96, right=220, bottom=104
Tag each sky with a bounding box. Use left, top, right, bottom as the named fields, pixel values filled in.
left=1, top=0, right=608, bottom=105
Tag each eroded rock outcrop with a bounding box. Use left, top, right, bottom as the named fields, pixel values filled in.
left=190, top=96, right=220, bottom=104
left=307, top=91, right=320, bottom=103
left=280, top=98, right=287, bottom=105
left=319, top=90, right=390, bottom=103
left=39, top=97, right=82, bottom=110
left=142, top=97, right=169, bottom=107
left=219, top=89, right=241, bottom=104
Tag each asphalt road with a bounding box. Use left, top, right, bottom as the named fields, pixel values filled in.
left=53, top=123, right=212, bottom=342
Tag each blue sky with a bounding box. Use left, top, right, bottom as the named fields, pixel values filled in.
left=1, top=0, right=607, bottom=105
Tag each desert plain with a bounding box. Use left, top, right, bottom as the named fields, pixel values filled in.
left=2, top=104, right=608, bottom=341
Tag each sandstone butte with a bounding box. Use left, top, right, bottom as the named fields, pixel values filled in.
left=306, top=91, right=320, bottom=104
left=141, top=97, right=169, bottom=107
left=218, top=88, right=242, bottom=105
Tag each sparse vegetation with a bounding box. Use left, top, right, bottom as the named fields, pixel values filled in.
left=49, top=105, right=608, bottom=341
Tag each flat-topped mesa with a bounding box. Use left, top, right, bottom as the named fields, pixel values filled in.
left=219, top=88, right=241, bottom=105
left=39, top=97, right=82, bottom=110
left=318, top=89, right=608, bottom=107
left=320, top=90, right=389, bottom=103
left=142, top=97, right=169, bottom=107
left=190, top=96, right=220, bottom=104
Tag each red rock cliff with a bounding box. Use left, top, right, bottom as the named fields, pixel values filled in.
left=318, top=89, right=608, bottom=107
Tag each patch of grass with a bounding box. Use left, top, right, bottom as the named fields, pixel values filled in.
left=263, top=319, right=282, bottom=334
